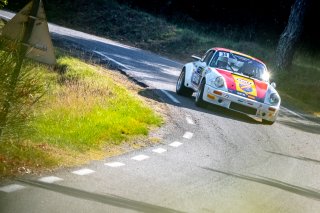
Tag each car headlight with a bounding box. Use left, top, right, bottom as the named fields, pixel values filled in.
left=269, top=93, right=280, bottom=105
left=213, top=76, right=224, bottom=88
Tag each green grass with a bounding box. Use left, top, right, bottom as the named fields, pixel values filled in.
left=0, top=56, right=162, bottom=178
left=0, top=20, right=4, bottom=28
left=33, top=57, right=162, bottom=149
left=275, top=53, right=320, bottom=116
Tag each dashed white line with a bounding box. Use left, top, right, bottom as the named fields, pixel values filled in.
left=105, top=162, right=125, bottom=167
left=186, top=116, right=195, bottom=125
left=72, top=168, right=95, bottom=176
left=152, top=148, right=167, bottom=154
left=131, top=155, right=150, bottom=161
left=38, top=176, right=63, bottom=183
left=169, top=141, right=183, bottom=147
left=0, top=184, right=26, bottom=193
left=160, top=89, right=181, bottom=104
left=183, top=131, right=194, bottom=139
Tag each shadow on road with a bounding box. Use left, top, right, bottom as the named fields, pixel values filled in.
left=201, top=167, right=320, bottom=201
left=16, top=178, right=185, bottom=213
left=266, top=150, right=320, bottom=164
left=277, top=120, right=320, bottom=135
left=139, top=88, right=261, bottom=125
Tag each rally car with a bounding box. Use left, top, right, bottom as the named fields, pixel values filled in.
left=176, top=47, right=281, bottom=125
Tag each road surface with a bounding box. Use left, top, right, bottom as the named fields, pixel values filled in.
left=1, top=10, right=320, bottom=213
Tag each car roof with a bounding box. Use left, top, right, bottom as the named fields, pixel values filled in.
left=212, top=47, right=265, bottom=65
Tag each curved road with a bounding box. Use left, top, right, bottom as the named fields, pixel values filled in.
left=1, top=10, right=320, bottom=213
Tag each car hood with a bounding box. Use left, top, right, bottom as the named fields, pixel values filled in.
left=215, top=68, right=268, bottom=102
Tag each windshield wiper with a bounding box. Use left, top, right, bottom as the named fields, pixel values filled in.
left=246, top=73, right=254, bottom=78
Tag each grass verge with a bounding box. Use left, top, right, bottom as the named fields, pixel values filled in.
left=0, top=55, right=163, bottom=178
left=275, top=53, right=320, bottom=117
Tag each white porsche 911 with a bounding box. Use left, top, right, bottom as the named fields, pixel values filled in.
left=176, top=47, right=281, bottom=125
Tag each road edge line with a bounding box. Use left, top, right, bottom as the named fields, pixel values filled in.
left=160, top=89, right=180, bottom=104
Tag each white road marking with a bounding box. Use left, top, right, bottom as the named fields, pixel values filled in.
left=281, top=106, right=306, bottom=120
left=131, top=155, right=150, bottom=161
left=93, top=51, right=131, bottom=70
left=169, top=141, right=183, bottom=147
left=183, top=131, right=194, bottom=139
left=72, top=168, right=95, bottom=176
left=38, top=176, right=63, bottom=183
left=0, top=14, right=11, bottom=20
left=0, top=184, right=25, bottom=193
left=105, top=162, right=125, bottom=167
left=186, top=116, right=195, bottom=125
left=152, top=148, right=167, bottom=154
left=160, top=89, right=181, bottom=104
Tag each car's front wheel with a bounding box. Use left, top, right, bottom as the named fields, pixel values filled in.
left=176, top=69, right=194, bottom=97
left=195, top=79, right=206, bottom=107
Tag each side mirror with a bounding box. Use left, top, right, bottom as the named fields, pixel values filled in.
left=270, top=82, right=277, bottom=88
left=191, top=55, right=201, bottom=61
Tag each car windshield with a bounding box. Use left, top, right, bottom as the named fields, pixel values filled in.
left=210, top=51, right=269, bottom=81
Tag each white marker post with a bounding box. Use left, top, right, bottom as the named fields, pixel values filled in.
left=0, top=0, right=56, bottom=138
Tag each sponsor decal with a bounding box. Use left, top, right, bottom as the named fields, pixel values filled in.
left=216, top=69, right=267, bottom=103
left=232, top=75, right=257, bottom=97
left=219, top=52, right=230, bottom=57
left=236, top=91, right=246, bottom=97
left=192, top=73, right=200, bottom=85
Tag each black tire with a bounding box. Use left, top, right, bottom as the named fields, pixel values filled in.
left=262, top=119, right=275, bottom=125
left=176, top=69, right=194, bottom=97
left=195, top=79, right=206, bottom=107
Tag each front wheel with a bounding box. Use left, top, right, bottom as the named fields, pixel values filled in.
left=176, top=69, right=194, bottom=97
left=195, top=80, right=206, bottom=107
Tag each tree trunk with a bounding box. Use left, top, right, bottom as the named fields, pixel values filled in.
left=275, top=0, right=309, bottom=71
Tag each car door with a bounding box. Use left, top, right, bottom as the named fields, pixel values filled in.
left=191, top=50, right=215, bottom=90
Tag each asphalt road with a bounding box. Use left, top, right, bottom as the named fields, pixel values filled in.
left=1, top=10, right=320, bottom=213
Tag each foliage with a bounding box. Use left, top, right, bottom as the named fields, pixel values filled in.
left=0, top=41, right=46, bottom=141
left=0, top=0, right=7, bottom=8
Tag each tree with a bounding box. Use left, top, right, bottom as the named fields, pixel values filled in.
left=275, top=0, right=310, bottom=71
left=0, top=0, right=7, bottom=8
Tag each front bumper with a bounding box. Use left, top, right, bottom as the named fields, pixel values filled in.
left=203, top=84, right=279, bottom=122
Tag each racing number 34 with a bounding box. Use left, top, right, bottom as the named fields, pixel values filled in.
left=192, top=67, right=203, bottom=85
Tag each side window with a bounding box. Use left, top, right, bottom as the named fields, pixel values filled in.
left=210, top=52, right=220, bottom=67
left=202, top=50, right=215, bottom=65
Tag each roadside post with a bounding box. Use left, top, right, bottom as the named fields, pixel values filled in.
left=0, top=0, right=55, bottom=138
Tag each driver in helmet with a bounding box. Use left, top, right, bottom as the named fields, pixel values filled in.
left=216, top=56, right=229, bottom=69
